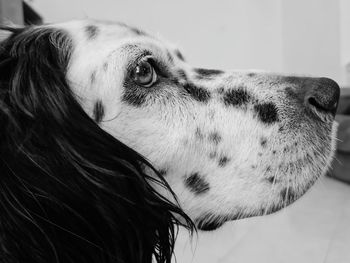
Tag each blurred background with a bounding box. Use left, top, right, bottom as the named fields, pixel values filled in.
left=1, top=1, right=349, bottom=262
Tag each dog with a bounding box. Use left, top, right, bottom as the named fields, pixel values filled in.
left=0, top=20, right=339, bottom=263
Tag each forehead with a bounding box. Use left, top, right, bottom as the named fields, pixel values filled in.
left=56, top=20, right=175, bottom=60
left=56, top=20, right=184, bottom=110
left=58, top=20, right=146, bottom=40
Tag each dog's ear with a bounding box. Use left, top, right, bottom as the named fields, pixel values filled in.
left=0, top=25, right=72, bottom=121
left=0, top=26, right=194, bottom=263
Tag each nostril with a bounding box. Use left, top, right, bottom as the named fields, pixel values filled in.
left=308, top=97, right=329, bottom=112
left=304, top=77, right=340, bottom=116
left=307, top=95, right=338, bottom=116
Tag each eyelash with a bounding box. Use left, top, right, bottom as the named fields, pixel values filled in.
left=146, top=58, right=165, bottom=77
left=136, top=55, right=170, bottom=79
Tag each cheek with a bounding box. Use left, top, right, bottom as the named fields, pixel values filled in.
left=168, top=170, right=280, bottom=220
left=98, top=79, right=124, bottom=119
left=102, top=110, right=184, bottom=163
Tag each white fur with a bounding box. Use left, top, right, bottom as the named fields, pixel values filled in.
left=57, top=20, right=338, bottom=226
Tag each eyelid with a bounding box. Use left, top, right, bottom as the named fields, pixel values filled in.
left=145, top=58, right=161, bottom=73
left=127, top=51, right=172, bottom=81
left=138, top=55, right=170, bottom=78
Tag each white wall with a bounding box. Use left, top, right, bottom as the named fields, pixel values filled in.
left=0, top=0, right=24, bottom=24
left=281, top=0, right=341, bottom=82
left=340, top=0, right=350, bottom=86
left=29, top=0, right=348, bottom=85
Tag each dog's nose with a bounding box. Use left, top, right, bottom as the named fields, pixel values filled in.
left=305, top=78, right=340, bottom=116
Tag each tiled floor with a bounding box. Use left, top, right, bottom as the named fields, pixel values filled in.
left=174, top=176, right=350, bottom=263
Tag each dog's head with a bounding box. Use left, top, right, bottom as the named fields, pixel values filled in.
left=0, top=20, right=339, bottom=262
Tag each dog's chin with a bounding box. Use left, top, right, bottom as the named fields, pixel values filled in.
left=195, top=210, right=265, bottom=231
left=197, top=219, right=226, bottom=231
left=197, top=157, right=336, bottom=232
left=193, top=121, right=338, bottom=232
left=195, top=196, right=303, bottom=232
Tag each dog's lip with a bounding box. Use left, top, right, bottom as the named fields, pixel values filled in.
left=196, top=219, right=225, bottom=231
left=196, top=208, right=276, bottom=231
left=195, top=170, right=320, bottom=231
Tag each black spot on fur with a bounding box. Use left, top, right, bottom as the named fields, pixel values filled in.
left=268, top=203, right=282, bottom=214
left=103, top=62, right=108, bottom=71
left=175, top=50, right=185, bottom=61
left=267, top=176, right=275, bottom=183
left=280, top=188, right=297, bottom=204
left=209, top=152, right=217, bottom=159
left=195, top=127, right=204, bottom=140
left=195, top=68, right=223, bottom=75
left=208, top=132, right=221, bottom=145
left=260, top=137, right=267, bottom=147
left=131, top=28, right=144, bottom=35
left=247, top=72, right=256, bottom=77
left=272, top=150, right=276, bottom=154
left=182, top=138, right=189, bottom=146
left=92, top=100, right=105, bottom=123
left=184, top=173, right=210, bottom=195
left=90, top=71, right=96, bottom=84
left=194, top=68, right=223, bottom=79
left=218, top=156, right=230, bottom=167
left=85, top=25, right=99, bottom=39
left=115, top=22, right=148, bottom=36
left=223, top=88, right=251, bottom=107
left=183, top=83, right=211, bottom=103
left=197, top=218, right=224, bottom=231
left=254, top=103, right=279, bottom=124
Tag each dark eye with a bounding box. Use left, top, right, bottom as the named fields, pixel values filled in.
left=132, top=60, right=157, bottom=87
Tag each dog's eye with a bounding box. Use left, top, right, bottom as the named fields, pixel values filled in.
left=132, top=60, right=157, bottom=87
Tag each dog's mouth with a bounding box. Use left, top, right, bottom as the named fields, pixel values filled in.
left=195, top=185, right=311, bottom=231
left=195, top=189, right=306, bottom=231
left=195, top=121, right=338, bottom=232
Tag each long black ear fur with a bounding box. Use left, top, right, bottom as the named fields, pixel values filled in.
left=0, top=26, right=194, bottom=263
